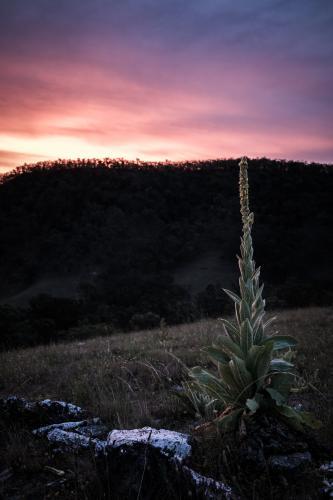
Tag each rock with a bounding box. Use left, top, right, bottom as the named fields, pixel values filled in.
left=322, top=479, right=333, bottom=498
left=0, top=396, right=87, bottom=427
left=182, top=465, right=233, bottom=499
left=264, top=439, right=308, bottom=455
left=321, top=461, right=333, bottom=473
left=33, top=418, right=108, bottom=452
left=33, top=417, right=109, bottom=439
left=321, top=461, right=333, bottom=498
left=76, top=421, right=109, bottom=439
left=236, top=412, right=312, bottom=475
left=39, top=399, right=84, bottom=419
left=44, top=428, right=103, bottom=450
left=1, top=396, right=235, bottom=498
left=99, top=441, right=232, bottom=499
left=268, top=451, right=312, bottom=473
left=107, top=426, right=192, bottom=461
left=33, top=423, right=232, bottom=497
left=103, top=427, right=233, bottom=498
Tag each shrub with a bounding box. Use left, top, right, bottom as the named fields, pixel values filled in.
left=29, top=294, right=80, bottom=330
left=130, top=311, right=161, bottom=330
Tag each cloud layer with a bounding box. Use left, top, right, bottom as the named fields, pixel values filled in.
left=0, top=0, right=332, bottom=171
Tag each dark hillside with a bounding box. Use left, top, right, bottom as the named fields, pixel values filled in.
left=0, top=158, right=332, bottom=348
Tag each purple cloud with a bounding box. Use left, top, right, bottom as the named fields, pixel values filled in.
left=0, top=0, right=332, bottom=171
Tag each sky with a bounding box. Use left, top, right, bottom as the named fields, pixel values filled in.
left=0, top=0, right=332, bottom=172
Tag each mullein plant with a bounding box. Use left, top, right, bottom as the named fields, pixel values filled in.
left=187, top=157, right=320, bottom=433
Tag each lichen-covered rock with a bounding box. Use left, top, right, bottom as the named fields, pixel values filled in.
left=39, top=399, right=84, bottom=419
left=32, top=422, right=232, bottom=497
left=182, top=466, right=232, bottom=499
left=321, top=461, right=333, bottom=473
left=268, top=451, right=312, bottom=473
left=232, top=413, right=313, bottom=477
left=33, top=417, right=109, bottom=439
left=321, top=461, right=333, bottom=497
left=44, top=428, right=105, bottom=450
left=322, top=479, right=333, bottom=498
left=99, top=441, right=232, bottom=499
left=107, top=427, right=192, bottom=461
left=32, top=418, right=109, bottom=452
left=0, top=396, right=86, bottom=427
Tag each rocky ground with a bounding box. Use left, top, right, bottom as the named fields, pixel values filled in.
left=0, top=396, right=332, bottom=499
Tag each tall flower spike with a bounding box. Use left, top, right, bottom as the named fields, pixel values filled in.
left=188, top=156, right=304, bottom=433
left=239, top=157, right=250, bottom=230
left=223, top=156, right=267, bottom=346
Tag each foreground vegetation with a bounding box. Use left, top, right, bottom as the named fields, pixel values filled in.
left=1, top=307, right=332, bottom=498
left=0, top=307, right=332, bottom=442
left=188, top=157, right=310, bottom=433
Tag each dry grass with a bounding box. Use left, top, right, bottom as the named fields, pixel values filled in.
left=0, top=307, right=332, bottom=439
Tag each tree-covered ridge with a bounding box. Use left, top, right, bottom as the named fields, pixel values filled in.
left=0, top=157, right=332, bottom=348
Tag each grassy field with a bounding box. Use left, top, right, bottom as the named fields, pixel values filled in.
left=0, top=307, right=332, bottom=443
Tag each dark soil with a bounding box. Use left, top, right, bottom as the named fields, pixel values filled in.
left=190, top=412, right=332, bottom=499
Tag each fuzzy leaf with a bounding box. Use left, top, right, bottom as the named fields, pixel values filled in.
left=240, top=319, right=253, bottom=354
left=253, top=283, right=264, bottom=305
left=263, top=316, right=277, bottom=331
left=239, top=278, right=254, bottom=303
left=275, top=405, right=305, bottom=432
left=246, top=345, right=265, bottom=376
left=223, top=288, right=241, bottom=304
left=266, top=387, right=286, bottom=406
left=219, top=318, right=240, bottom=343
left=202, top=346, right=229, bottom=365
left=256, top=341, right=274, bottom=387
left=297, top=411, right=322, bottom=430
left=270, top=372, right=295, bottom=397
left=253, top=322, right=264, bottom=345
left=240, top=299, right=251, bottom=322
left=235, top=302, right=241, bottom=327
left=219, top=363, right=240, bottom=393
left=275, top=405, right=322, bottom=431
left=189, top=367, right=232, bottom=403
left=252, top=309, right=265, bottom=329
left=229, top=356, right=253, bottom=394
left=270, top=358, right=294, bottom=372
left=246, top=397, right=259, bottom=412
left=263, top=335, right=297, bottom=351
left=251, top=266, right=261, bottom=283
left=214, top=335, right=244, bottom=359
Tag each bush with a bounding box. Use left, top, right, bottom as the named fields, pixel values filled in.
left=130, top=312, right=161, bottom=330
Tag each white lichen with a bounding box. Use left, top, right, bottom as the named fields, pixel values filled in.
left=107, top=427, right=191, bottom=461
left=321, top=461, right=333, bottom=472
left=33, top=418, right=101, bottom=435
left=45, top=428, right=100, bottom=449
left=40, top=399, right=83, bottom=416
left=182, top=466, right=232, bottom=499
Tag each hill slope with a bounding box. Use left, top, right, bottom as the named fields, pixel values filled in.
left=0, top=158, right=332, bottom=347
left=0, top=307, right=332, bottom=438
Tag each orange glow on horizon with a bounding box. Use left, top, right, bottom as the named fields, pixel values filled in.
left=1, top=2, right=332, bottom=172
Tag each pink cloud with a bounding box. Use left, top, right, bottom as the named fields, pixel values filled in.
left=0, top=19, right=332, bottom=172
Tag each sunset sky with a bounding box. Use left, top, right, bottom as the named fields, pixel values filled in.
left=0, top=0, right=332, bottom=172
